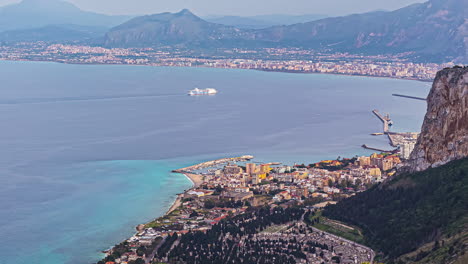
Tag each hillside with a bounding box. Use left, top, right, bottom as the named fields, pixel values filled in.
left=322, top=67, right=468, bottom=263
left=0, top=24, right=107, bottom=43
left=254, top=0, right=467, bottom=62
left=323, top=158, right=468, bottom=263
left=104, top=9, right=256, bottom=47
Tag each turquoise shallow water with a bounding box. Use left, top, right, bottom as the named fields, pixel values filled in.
left=0, top=61, right=430, bottom=264
left=2, top=160, right=193, bottom=264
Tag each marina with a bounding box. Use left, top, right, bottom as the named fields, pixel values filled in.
left=363, top=109, right=420, bottom=158
left=172, top=155, right=254, bottom=173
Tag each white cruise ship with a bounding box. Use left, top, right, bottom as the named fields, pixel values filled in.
left=188, top=88, right=218, bottom=96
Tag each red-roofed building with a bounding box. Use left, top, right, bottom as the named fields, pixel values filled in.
left=211, top=214, right=227, bottom=225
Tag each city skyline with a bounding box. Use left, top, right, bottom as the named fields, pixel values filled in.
left=0, top=0, right=425, bottom=16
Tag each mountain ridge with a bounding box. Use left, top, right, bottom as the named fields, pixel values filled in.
left=204, top=14, right=328, bottom=29
left=103, top=0, right=467, bottom=63
left=252, top=0, right=466, bottom=61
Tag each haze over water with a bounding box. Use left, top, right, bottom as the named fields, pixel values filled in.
left=0, top=61, right=429, bottom=264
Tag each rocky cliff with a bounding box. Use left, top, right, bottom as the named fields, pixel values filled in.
left=403, top=66, right=468, bottom=173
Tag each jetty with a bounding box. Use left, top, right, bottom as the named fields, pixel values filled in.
left=365, top=109, right=398, bottom=153
left=362, top=144, right=397, bottom=153
left=392, top=94, right=427, bottom=101
left=372, top=109, right=392, bottom=133
left=172, top=155, right=254, bottom=173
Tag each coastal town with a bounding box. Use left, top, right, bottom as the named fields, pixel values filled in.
left=0, top=43, right=454, bottom=81
left=96, top=107, right=421, bottom=264
left=98, top=147, right=405, bottom=264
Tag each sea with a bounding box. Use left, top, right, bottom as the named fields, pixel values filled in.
left=0, top=60, right=430, bottom=264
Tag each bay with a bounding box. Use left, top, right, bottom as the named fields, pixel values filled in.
left=0, top=61, right=429, bottom=264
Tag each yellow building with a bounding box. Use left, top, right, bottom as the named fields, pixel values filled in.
left=369, top=167, right=382, bottom=177
left=252, top=172, right=267, bottom=181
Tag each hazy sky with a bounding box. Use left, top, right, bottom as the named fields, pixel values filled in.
left=0, top=0, right=426, bottom=16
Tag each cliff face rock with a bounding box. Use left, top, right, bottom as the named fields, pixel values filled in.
left=404, top=67, right=468, bottom=173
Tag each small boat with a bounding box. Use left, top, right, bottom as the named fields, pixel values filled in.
left=188, top=88, right=218, bottom=96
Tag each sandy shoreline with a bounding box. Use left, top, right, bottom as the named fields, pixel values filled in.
left=182, top=172, right=204, bottom=188
left=165, top=172, right=204, bottom=215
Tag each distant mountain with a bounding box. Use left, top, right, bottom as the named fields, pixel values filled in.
left=0, top=0, right=132, bottom=32
left=0, top=24, right=107, bottom=43
left=104, top=9, right=256, bottom=47
left=254, top=0, right=467, bottom=62
left=204, top=14, right=327, bottom=29
left=104, top=0, right=467, bottom=63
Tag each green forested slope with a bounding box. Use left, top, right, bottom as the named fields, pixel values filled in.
left=323, top=158, right=468, bottom=262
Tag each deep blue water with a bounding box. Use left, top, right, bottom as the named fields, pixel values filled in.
left=0, top=61, right=430, bottom=264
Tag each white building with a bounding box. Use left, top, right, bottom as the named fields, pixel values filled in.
left=400, top=141, right=417, bottom=159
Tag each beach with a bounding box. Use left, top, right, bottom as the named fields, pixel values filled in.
left=165, top=173, right=204, bottom=215
left=182, top=172, right=204, bottom=188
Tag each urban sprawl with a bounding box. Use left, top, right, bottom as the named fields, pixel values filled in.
left=98, top=147, right=411, bottom=264
left=0, top=43, right=455, bottom=81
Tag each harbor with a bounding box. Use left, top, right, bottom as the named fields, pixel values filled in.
left=364, top=109, right=419, bottom=158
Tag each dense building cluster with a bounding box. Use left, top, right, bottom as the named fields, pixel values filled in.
left=98, top=152, right=401, bottom=264
left=0, top=43, right=453, bottom=81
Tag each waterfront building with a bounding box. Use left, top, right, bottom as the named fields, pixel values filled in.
left=246, top=163, right=257, bottom=174
left=358, top=156, right=371, bottom=166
